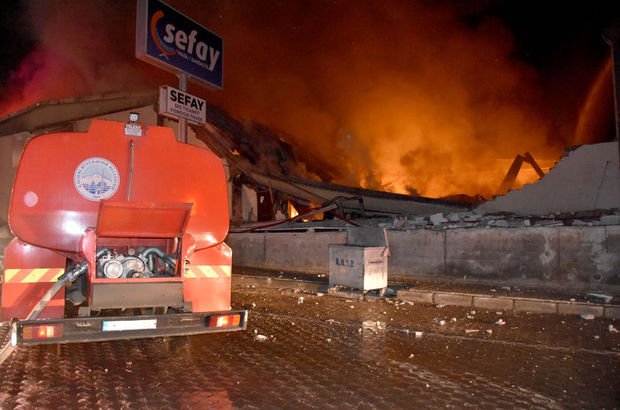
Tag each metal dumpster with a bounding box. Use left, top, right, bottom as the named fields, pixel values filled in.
left=328, top=228, right=389, bottom=292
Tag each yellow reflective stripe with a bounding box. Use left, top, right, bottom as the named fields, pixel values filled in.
left=186, top=265, right=231, bottom=278
left=198, top=266, right=219, bottom=278
left=2, top=268, right=65, bottom=283
left=4, top=269, right=20, bottom=282
left=23, top=268, right=50, bottom=283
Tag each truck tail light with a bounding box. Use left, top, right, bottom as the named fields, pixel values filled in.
left=22, top=324, right=64, bottom=341
left=208, top=314, right=241, bottom=328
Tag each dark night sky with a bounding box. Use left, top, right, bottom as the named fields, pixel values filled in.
left=1, top=1, right=617, bottom=105
left=0, top=1, right=618, bottom=197
left=3, top=3, right=613, bottom=76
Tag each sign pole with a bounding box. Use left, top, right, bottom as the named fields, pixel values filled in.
left=178, top=72, right=188, bottom=143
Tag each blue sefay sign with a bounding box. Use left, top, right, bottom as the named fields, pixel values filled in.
left=136, top=0, right=223, bottom=89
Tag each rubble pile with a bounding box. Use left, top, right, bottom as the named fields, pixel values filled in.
left=370, top=209, right=620, bottom=231
left=276, top=209, right=620, bottom=232
left=269, top=207, right=620, bottom=233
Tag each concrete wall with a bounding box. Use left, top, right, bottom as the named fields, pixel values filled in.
left=227, top=231, right=347, bottom=273
left=228, top=226, right=620, bottom=287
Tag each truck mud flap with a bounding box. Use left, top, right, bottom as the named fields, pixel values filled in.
left=10, top=310, right=248, bottom=346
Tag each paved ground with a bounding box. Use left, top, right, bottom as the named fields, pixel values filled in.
left=0, top=283, right=619, bottom=409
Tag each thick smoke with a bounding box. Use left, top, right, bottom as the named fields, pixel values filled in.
left=0, top=1, right=611, bottom=198
left=201, top=1, right=561, bottom=197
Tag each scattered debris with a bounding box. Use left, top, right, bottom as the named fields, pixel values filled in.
left=495, top=319, right=506, bottom=326
left=384, top=287, right=397, bottom=297
left=392, top=216, right=408, bottom=229
left=488, top=219, right=509, bottom=228
left=297, top=296, right=304, bottom=304
left=465, top=329, right=480, bottom=334
left=486, top=329, right=493, bottom=335
left=326, top=338, right=332, bottom=343
left=609, top=325, right=619, bottom=333
left=325, top=319, right=341, bottom=325
left=430, top=213, right=448, bottom=225
left=439, top=320, right=446, bottom=326
left=327, top=210, right=620, bottom=232
left=409, top=353, right=415, bottom=358
left=586, top=293, right=614, bottom=304
left=435, top=304, right=446, bottom=309
left=254, top=334, right=269, bottom=342
left=580, top=313, right=595, bottom=320
left=316, top=293, right=325, bottom=297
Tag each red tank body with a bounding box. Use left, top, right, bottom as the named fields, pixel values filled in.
left=1, top=118, right=246, bottom=344
left=9, top=119, right=228, bottom=255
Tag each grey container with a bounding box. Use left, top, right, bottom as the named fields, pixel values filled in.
left=328, top=227, right=389, bottom=291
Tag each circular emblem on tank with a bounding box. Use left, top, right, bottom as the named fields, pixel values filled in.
left=73, top=157, right=120, bottom=201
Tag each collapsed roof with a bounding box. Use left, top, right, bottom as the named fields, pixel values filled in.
left=477, top=142, right=620, bottom=215
left=1, top=90, right=617, bottom=218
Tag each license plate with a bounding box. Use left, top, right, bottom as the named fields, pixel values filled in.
left=102, top=319, right=157, bottom=332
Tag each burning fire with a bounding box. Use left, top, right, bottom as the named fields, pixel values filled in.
left=0, top=1, right=612, bottom=200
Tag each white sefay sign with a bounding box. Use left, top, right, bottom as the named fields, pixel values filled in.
left=158, top=86, right=207, bottom=124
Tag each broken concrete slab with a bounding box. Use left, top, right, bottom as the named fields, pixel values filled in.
left=430, top=213, right=448, bottom=225
left=446, top=213, right=461, bottom=223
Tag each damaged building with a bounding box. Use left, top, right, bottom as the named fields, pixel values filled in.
left=0, top=89, right=619, bottom=289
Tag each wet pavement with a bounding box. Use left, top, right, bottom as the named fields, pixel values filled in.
left=1, top=284, right=619, bottom=409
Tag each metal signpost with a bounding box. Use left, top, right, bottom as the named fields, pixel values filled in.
left=135, top=0, right=223, bottom=142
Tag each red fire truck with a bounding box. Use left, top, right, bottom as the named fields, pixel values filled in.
left=1, top=116, right=246, bottom=346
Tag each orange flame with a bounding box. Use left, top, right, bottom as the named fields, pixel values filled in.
left=1, top=1, right=611, bottom=200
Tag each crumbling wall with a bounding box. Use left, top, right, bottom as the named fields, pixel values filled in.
left=476, top=142, right=620, bottom=215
